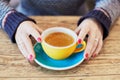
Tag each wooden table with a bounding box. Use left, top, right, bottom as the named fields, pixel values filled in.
left=0, top=16, right=120, bottom=80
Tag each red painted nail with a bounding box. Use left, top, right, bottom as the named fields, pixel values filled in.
left=37, top=37, right=41, bottom=42
left=78, top=39, right=82, bottom=44
left=28, top=54, right=33, bottom=61
left=92, top=54, right=97, bottom=57
left=85, top=53, right=89, bottom=60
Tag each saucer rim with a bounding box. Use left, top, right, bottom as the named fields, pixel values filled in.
left=34, top=42, right=85, bottom=70
left=34, top=56, right=84, bottom=71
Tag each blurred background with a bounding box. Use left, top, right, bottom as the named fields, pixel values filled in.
left=9, top=0, right=95, bottom=15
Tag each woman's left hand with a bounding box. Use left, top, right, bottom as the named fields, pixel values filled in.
left=75, top=18, right=103, bottom=60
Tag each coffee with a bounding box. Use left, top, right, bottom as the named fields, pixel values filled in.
left=45, top=32, right=74, bottom=47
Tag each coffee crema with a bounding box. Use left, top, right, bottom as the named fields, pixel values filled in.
left=45, top=32, right=74, bottom=47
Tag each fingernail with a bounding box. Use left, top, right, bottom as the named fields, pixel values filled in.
left=78, top=39, right=82, bottom=44
left=28, top=54, right=33, bottom=61
left=37, top=37, right=41, bottom=42
left=85, top=53, right=89, bottom=60
left=92, top=54, right=97, bottom=57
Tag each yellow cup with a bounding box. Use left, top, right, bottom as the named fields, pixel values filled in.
left=41, top=27, right=86, bottom=60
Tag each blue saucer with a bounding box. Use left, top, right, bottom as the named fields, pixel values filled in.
left=34, top=43, right=85, bottom=70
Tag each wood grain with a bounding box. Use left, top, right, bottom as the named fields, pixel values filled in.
left=0, top=16, right=120, bottom=80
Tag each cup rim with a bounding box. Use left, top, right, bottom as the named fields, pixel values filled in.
left=41, top=27, right=77, bottom=49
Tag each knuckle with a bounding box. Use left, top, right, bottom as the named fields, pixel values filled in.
left=85, top=47, right=91, bottom=53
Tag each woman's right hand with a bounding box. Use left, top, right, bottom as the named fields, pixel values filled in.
left=15, top=21, right=43, bottom=64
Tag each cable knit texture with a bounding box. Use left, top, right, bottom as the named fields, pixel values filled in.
left=95, top=0, right=120, bottom=23
left=0, top=0, right=120, bottom=28
left=18, top=0, right=85, bottom=15
left=0, top=0, right=13, bottom=28
left=78, top=10, right=111, bottom=40
left=4, top=11, right=36, bottom=43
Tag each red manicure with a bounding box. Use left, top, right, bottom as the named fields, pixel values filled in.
left=37, top=37, right=41, bottom=42
left=28, top=54, right=33, bottom=61
left=78, top=39, right=82, bottom=44
left=92, top=54, right=97, bottom=57
left=85, top=53, right=89, bottom=60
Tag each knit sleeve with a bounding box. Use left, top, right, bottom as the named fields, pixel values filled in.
left=0, top=0, right=13, bottom=28
left=0, top=0, right=36, bottom=43
left=77, top=0, right=120, bottom=40
left=4, top=11, right=36, bottom=43
left=95, top=0, right=120, bottom=24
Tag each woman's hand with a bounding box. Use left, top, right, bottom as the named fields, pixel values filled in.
left=75, top=18, right=103, bottom=60
left=15, top=21, right=43, bottom=64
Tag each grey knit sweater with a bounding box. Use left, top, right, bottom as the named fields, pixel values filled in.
left=0, top=0, right=120, bottom=42
left=0, top=0, right=120, bottom=29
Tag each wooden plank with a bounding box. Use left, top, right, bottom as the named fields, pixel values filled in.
left=0, top=16, right=120, bottom=79
left=0, top=75, right=120, bottom=80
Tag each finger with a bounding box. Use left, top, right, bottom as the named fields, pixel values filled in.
left=28, top=27, right=42, bottom=42
left=21, top=34, right=36, bottom=62
left=34, top=25, right=43, bottom=33
left=29, top=21, right=43, bottom=33
left=77, top=27, right=89, bottom=44
left=84, top=32, right=96, bottom=60
left=74, top=26, right=81, bottom=35
left=16, top=36, right=29, bottom=59
left=93, top=38, right=103, bottom=57
left=90, top=37, right=100, bottom=57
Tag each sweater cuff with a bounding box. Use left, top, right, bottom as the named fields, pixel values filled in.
left=78, top=10, right=112, bottom=40
left=4, top=11, right=36, bottom=43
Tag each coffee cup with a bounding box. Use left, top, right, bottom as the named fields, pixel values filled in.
left=41, top=27, right=86, bottom=60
